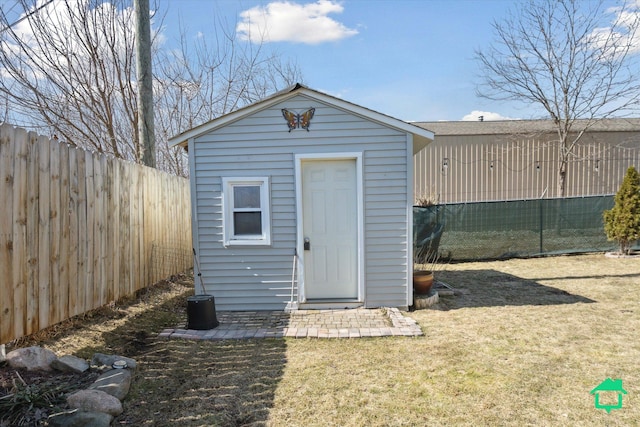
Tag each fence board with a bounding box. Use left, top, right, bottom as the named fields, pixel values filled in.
left=132, top=166, right=143, bottom=295
left=95, top=155, right=108, bottom=307
left=0, top=124, right=15, bottom=343
left=26, top=132, right=40, bottom=334
left=37, top=135, right=51, bottom=331
left=85, top=150, right=95, bottom=311
left=76, top=149, right=87, bottom=316
left=76, top=150, right=87, bottom=315
left=59, top=143, right=70, bottom=323
left=48, top=141, right=61, bottom=330
left=0, top=125, right=192, bottom=344
left=68, top=147, right=79, bottom=318
left=106, top=156, right=116, bottom=303
left=11, top=128, right=28, bottom=339
left=120, top=161, right=131, bottom=297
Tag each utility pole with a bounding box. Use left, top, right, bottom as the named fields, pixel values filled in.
left=135, top=0, right=155, bottom=167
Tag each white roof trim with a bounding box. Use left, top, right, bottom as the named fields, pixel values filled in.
left=168, top=84, right=434, bottom=152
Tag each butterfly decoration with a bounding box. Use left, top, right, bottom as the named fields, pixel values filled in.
left=281, top=108, right=315, bottom=132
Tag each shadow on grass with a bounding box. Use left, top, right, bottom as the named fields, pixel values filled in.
left=117, top=338, right=287, bottom=426
left=435, top=269, right=595, bottom=310
left=68, top=282, right=287, bottom=426
left=5, top=271, right=288, bottom=426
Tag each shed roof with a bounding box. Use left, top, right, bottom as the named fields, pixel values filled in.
left=413, top=118, right=640, bottom=136
left=168, top=83, right=434, bottom=154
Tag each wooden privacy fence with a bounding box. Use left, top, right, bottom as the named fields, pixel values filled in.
left=0, top=124, right=192, bottom=344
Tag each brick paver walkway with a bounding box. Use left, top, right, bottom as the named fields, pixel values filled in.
left=159, top=307, right=423, bottom=340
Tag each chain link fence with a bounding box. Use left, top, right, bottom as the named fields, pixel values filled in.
left=150, top=239, right=193, bottom=282
left=415, top=195, right=639, bottom=261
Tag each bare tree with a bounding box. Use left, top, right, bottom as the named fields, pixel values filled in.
left=0, top=0, right=141, bottom=160
left=0, top=0, right=302, bottom=176
left=475, top=0, right=640, bottom=196
left=153, top=19, right=302, bottom=176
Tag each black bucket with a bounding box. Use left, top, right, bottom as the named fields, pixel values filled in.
left=186, top=295, right=219, bottom=330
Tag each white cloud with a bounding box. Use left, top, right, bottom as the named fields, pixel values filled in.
left=461, top=110, right=518, bottom=121
left=1, top=1, right=139, bottom=81
left=236, top=0, right=358, bottom=44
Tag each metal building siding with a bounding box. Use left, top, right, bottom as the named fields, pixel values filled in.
left=192, top=94, right=410, bottom=310
left=414, top=130, right=640, bottom=204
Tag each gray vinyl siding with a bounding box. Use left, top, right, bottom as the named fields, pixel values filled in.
left=192, top=94, right=411, bottom=310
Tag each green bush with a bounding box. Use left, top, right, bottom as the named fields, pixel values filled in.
left=603, top=166, right=640, bottom=254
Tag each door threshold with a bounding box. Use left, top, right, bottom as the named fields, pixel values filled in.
left=296, top=300, right=363, bottom=310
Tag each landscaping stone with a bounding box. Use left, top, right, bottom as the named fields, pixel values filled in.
left=91, top=353, right=137, bottom=372
left=48, top=410, right=113, bottom=427
left=0, top=344, right=5, bottom=363
left=51, top=355, right=90, bottom=373
left=88, top=367, right=133, bottom=400
left=67, top=389, right=123, bottom=416
left=5, top=346, right=57, bottom=371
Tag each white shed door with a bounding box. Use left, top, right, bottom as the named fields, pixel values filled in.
left=302, top=159, right=358, bottom=300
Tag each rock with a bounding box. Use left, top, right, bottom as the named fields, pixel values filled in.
left=51, top=355, right=90, bottom=373
left=6, top=346, right=57, bottom=371
left=48, top=409, right=113, bottom=427
left=89, top=368, right=133, bottom=400
left=91, top=353, right=137, bottom=372
left=67, top=389, right=123, bottom=416
left=0, top=344, right=5, bottom=363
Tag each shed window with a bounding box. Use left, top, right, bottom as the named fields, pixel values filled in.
left=222, top=177, right=271, bottom=246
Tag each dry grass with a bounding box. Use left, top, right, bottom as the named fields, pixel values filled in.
left=270, top=254, right=640, bottom=426
left=2, top=254, right=639, bottom=426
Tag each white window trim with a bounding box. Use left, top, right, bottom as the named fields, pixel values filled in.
left=222, top=177, right=271, bottom=246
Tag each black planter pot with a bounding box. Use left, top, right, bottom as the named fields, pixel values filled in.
left=187, top=295, right=219, bottom=330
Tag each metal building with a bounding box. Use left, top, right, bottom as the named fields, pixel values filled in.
left=413, top=119, right=640, bottom=204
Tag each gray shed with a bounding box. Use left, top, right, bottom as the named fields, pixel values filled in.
left=169, top=84, right=434, bottom=311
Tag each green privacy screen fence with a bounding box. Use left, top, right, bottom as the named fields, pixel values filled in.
left=414, top=195, right=637, bottom=261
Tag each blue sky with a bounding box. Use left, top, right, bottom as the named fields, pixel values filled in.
left=2, top=0, right=634, bottom=123
left=164, top=0, right=527, bottom=122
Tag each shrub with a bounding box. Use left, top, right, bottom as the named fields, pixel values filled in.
left=603, top=166, right=640, bottom=254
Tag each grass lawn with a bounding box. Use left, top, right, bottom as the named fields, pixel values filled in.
left=3, top=254, right=639, bottom=426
